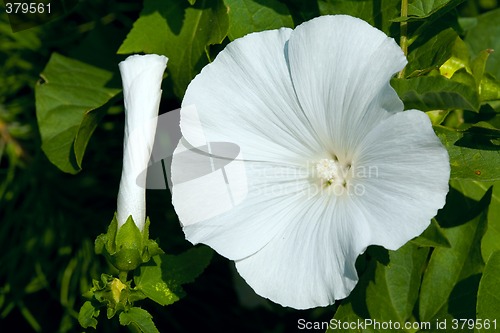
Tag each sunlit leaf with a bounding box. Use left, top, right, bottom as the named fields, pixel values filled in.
left=407, top=0, right=465, bottom=19
left=391, top=76, right=480, bottom=111
left=393, top=0, right=465, bottom=21
left=411, top=219, right=451, bottom=248
left=476, top=251, right=500, bottom=333
left=419, top=188, right=490, bottom=321
left=134, top=247, right=212, bottom=306
left=366, top=243, right=429, bottom=324
left=118, top=0, right=229, bottom=98
left=434, top=126, right=500, bottom=181
left=35, top=53, right=120, bottom=174
left=223, top=0, right=294, bottom=40
left=465, top=8, right=500, bottom=80
left=406, top=28, right=458, bottom=76
left=318, top=0, right=400, bottom=33
left=119, top=307, right=159, bottom=333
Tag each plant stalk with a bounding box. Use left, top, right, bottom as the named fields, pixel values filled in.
left=398, top=0, right=409, bottom=78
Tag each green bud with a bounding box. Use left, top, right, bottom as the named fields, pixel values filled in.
left=95, top=213, right=164, bottom=272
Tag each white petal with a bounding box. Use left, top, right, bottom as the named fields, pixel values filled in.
left=352, top=110, right=450, bottom=249
left=172, top=139, right=315, bottom=260
left=173, top=28, right=331, bottom=259
left=117, top=54, right=168, bottom=230
left=235, top=194, right=371, bottom=309
left=180, top=28, right=323, bottom=164
left=287, top=15, right=407, bottom=159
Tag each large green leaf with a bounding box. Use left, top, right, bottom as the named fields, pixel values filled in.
left=419, top=189, right=490, bottom=322
left=118, top=0, right=229, bottom=98
left=328, top=302, right=378, bottom=333
left=465, top=8, right=500, bottom=80
left=327, top=259, right=379, bottom=333
left=223, top=0, right=294, bottom=40
left=472, top=182, right=500, bottom=261
left=133, top=246, right=212, bottom=306
left=411, top=219, right=451, bottom=248
left=439, top=180, right=500, bottom=313
left=326, top=245, right=427, bottom=332
left=318, top=0, right=400, bottom=34
left=391, top=76, right=480, bottom=111
left=366, top=243, right=428, bottom=325
left=35, top=53, right=121, bottom=174
left=405, top=28, right=458, bottom=76
left=434, top=126, right=500, bottom=181
left=119, top=307, right=159, bottom=333
left=406, top=0, right=465, bottom=20
left=476, top=251, right=500, bottom=333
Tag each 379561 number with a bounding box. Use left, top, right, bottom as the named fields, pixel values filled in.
left=451, top=319, right=497, bottom=330
left=5, top=2, right=51, bottom=14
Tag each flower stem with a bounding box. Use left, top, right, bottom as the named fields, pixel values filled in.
left=398, top=0, right=409, bottom=78
left=119, top=270, right=128, bottom=283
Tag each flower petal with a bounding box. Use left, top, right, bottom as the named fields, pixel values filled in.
left=352, top=110, right=450, bottom=249
left=287, top=15, right=407, bottom=159
left=117, top=54, right=168, bottom=230
left=173, top=28, right=329, bottom=259
left=235, top=194, right=371, bottom=309
left=180, top=28, right=322, bottom=164
left=172, top=136, right=315, bottom=260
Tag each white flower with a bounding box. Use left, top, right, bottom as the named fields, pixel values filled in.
left=116, top=54, right=168, bottom=231
left=171, top=15, right=450, bottom=309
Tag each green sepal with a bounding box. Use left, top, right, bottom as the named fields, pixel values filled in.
left=95, top=214, right=164, bottom=272
left=79, top=273, right=148, bottom=327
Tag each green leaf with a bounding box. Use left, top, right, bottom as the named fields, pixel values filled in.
left=405, top=28, right=458, bottom=76
left=78, top=301, right=99, bottom=329
left=134, top=246, right=212, bottom=306
left=133, top=255, right=181, bottom=306
left=419, top=189, right=490, bottom=322
left=366, top=243, right=429, bottom=324
left=35, top=53, right=120, bottom=174
left=118, top=0, right=229, bottom=97
left=327, top=260, right=378, bottom=333
left=391, top=76, right=480, bottom=111
left=434, top=126, right=500, bottom=181
left=411, top=219, right=451, bottom=248
left=326, top=244, right=428, bottom=332
left=223, top=0, right=293, bottom=40
left=119, top=307, right=159, bottom=333
left=476, top=182, right=500, bottom=261
left=406, top=0, right=465, bottom=20
left=471, top=49, right=493, bottom=90
left=162, top=245, right=214, bottom=285
left=465, top=8, right=500, bottom=81
left=438, top=36, right=471, bottom=79
left=318, top=0, right=400, bottom=34
left=480, top=74, right=500, bottom=102
left=476, top=251, right=500, bottom=333
left=329, top=302, right=378, bottom=333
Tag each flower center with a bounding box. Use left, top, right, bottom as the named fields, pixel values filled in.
left=315, top=158, right=349, bottom=186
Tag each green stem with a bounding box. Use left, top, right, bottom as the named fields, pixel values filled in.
left=119, top=271, right=128, bottom=283
left=398, top=0, right=409, bottom=78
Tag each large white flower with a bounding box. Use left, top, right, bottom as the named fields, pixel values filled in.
left=116, top=54, right=168, bottom=231
left=171, top=15, right=450, bottom=309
